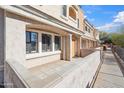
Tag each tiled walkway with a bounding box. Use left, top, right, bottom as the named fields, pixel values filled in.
left=27, top=50, right=100, bottom=87
left=93, top=48, right=124, bottom=88
left=28, top=58, right=88, bottom=87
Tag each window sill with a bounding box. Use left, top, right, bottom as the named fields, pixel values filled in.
left=26, top=51, right=61, bottom=60
left=60, top=15, right=68, bottom=21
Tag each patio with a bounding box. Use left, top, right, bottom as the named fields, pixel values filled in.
left=5, top=48, right=101, bottom=88
left=26, top=49, right=101, bottom=87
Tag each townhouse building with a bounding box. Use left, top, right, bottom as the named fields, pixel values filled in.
left=82, top=19, right=98, bottom=48
left=0, top=5, right=100, bottom=88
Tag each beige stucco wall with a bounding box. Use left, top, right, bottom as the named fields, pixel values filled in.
left=5, top=12, right=27, bottom=67
left=78, top=9, right=84, bottom=31
left=96, top=31, right=99, bottom=40
left=31, top=5, right=78, bottom=29
left=84, top=20, right=96, bottom=39
left=3, top=11, right=63, bottom=87
left=26, top=54, right=61, bottom=68
left=5, top=12, right=63, bottom=69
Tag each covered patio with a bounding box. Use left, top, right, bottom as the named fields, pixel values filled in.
left=5, top=47, right=101, bottom=88
left=26, top=23, right=82, bottom=68
left=26, top=48, right=101, bottom=87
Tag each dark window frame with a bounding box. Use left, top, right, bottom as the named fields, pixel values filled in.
left=26, top=31, right=38, bottom=54
left=54, top=36, right=61, bottom=51
left=88, top=28, right=90, bottom=33
left=85, top=26, right=87, bottom=31
left=42, top=33, right=52, bottom=52
left=62, top=5, right=67, bottom=17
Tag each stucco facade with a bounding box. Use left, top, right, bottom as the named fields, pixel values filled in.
left=0, top=5, right=100, bottom=87
left=31, top=5, right=78, bottom=28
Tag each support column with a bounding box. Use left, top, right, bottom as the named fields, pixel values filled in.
left=94, top=41, right=95, bottom=47
left=95, top=41, right=97, bottom=47
left=52, top=34, right=55, bottom=52
left=66, top=34, right=72, bottom=61
left=93, top=41, right=94, bottom=48
left=90, top=40, right=92, bottom=48
left=91, top=41, right=93, bottom=48
left=61, top=36, right=66, bottom=60
left=86, top=40, right=88, bottom=48
left=77, top=37, right=81, bottom=57
left=96, top=41, right=98, bottom=47
left=84, top=40, right=87, bottom=48
left=88, top=40, right=89, bottom=48
left=89, top=40, right=90, bottom=48
left=91, top=41, right=92, bottom=48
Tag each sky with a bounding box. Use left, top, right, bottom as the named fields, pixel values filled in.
left=80, top=5, right=124, bottom=33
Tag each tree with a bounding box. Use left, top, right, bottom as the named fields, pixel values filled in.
left=99, top=31, right=108, bottom=40
left=99, top=31, right=111, bottom=44
left=99, top=25, right=124, bottom=47
left=111, top=33, right=124, bottom=47
left=109, top=25, right=124, bottom=47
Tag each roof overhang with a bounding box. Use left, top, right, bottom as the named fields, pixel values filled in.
left=26, top=23, right=69, bottom=36
left=0, top=5, right=84, bottom=36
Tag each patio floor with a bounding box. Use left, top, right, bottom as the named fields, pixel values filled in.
left=25, top=48, right=100, bottom=87
left=28, top=58, right=86, bottom=87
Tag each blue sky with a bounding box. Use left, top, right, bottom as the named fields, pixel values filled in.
left=80, top=5, right=124, bottom=32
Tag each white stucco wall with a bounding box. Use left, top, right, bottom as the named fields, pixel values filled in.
left=5, top=13, right=26, bottom=67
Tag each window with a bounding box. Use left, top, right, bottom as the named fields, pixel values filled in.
left=54, top=36, right=61, bottom=51
left=88, top=28, right=90, bottom=33
left=85, top=26, right=87, bottom=31
left=62, top=5, right=67, bottom=17
left=69, top=7, right=76, bottom=20
left=42, top=33, right=52, bottom=52
left=26, top=31, right=38, bottom=54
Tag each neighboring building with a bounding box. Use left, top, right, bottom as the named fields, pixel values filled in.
left=94, top=29, right=100, bottom=46
left=0, top=5, right=100, bottom=88
left=81, top=19, right=98, bottom=49
left=94, top=29, right=100, bottom=41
